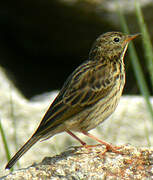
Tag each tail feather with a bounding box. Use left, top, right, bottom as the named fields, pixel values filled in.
left=5, top=135, right=40, bottom=169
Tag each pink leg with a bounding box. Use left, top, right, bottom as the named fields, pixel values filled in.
left=66, top=129, right=86, bottom=146
left=82, top=131, right=121, bottom=153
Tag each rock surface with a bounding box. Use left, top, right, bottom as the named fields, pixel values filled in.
left=2, top=145, right=153, bottom=179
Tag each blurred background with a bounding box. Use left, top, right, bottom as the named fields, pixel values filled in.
left=0, top=0, right=152, bottom=99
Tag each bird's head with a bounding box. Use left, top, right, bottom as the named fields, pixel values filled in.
left=89, top=32, right=140, bottom=61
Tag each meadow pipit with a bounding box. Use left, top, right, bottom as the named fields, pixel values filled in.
left=6, top=31, right=139, bottom=169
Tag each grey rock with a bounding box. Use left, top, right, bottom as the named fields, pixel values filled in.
left=2, top=145, right=153, bottom=179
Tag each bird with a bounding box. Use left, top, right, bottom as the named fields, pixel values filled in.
left=5, top=31, right=139, bottom=169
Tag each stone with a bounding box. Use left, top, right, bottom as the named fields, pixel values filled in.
left=2, top=145, right=153, bottom=179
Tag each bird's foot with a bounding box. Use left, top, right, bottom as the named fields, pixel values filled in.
left=81, top=131, right=123, bottom=155
left=98, top=143, right=123, bottom=158
left=82, top=144, right=101, bottom=150
left=77, top=143, right=123, bottom=157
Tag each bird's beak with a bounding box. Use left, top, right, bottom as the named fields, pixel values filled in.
left=123, top=33, right=141, bottom=45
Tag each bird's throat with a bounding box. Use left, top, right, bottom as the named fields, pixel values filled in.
left=120, top=44, right=128, bottom=62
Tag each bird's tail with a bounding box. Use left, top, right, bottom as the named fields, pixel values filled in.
left=5, top=135, right=40, bottom=169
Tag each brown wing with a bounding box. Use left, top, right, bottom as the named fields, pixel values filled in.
left=35, top=60, right=115, bottom=135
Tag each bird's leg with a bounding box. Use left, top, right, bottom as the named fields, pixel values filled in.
left=66, top=130, right=97, bottom=150
left=66, top=129, right=86, bottom=146
left=81, top=131, right=122, bottom=154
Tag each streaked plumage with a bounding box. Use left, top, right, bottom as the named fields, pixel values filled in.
left=5, top=32, right=139, bottom=169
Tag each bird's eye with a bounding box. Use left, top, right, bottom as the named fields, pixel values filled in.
left=113, top=37, right=120, bottom=42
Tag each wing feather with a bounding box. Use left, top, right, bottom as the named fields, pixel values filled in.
left=35, top=60, right=114, bottom=135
